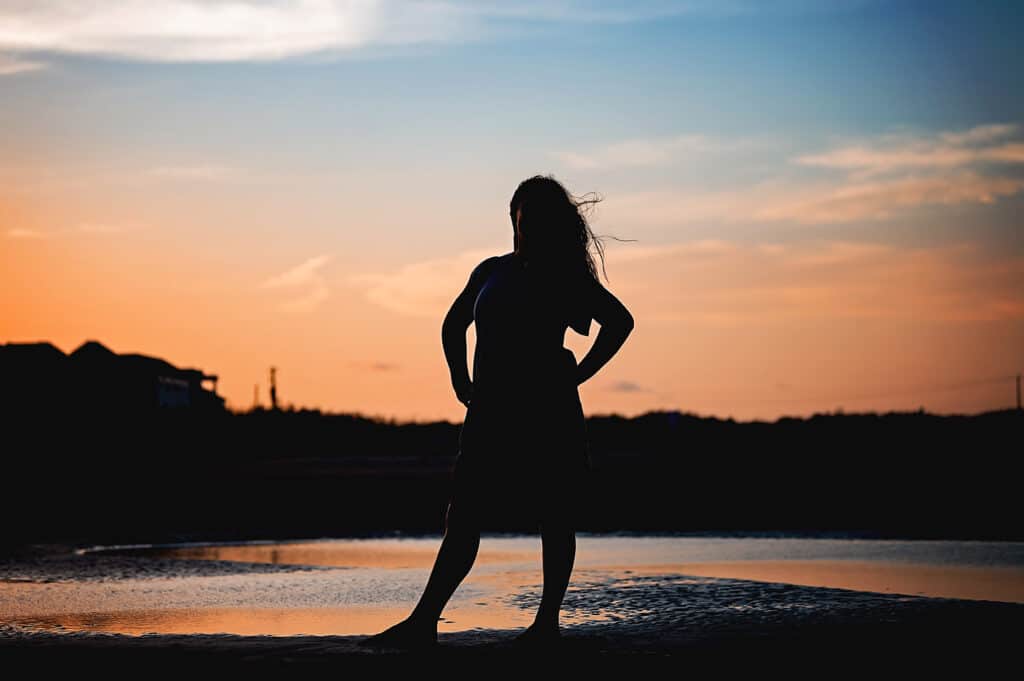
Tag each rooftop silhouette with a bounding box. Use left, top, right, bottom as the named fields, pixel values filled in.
left=1, top=339, right=224, bottom=412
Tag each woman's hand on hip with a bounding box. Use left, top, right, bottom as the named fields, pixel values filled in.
left=454, top=378, right=474, bottom=407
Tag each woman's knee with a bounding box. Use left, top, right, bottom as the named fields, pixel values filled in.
left=538, top=498, right=577, bottom=533
left=445, top=499, right=482, bottom=536
left=539, top=511, right=575, bottom=535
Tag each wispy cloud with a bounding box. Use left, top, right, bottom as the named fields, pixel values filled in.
left=939, top=123, right=1017, bottom=146
left=607, top=380, right=653, bottom=393
left=0, top=1, right=395, bottom=62
left=6, top=223, right=138, bottom=240
left=796, top=123, right=1024, bottom=176
left=262, top=254, right=332, bottom=312
left=777, top=124, right=1024, bottom=222
left=591, top=123, right=1024, bottom=226
left=350, top=246, right=503, bottom=318
left=262, top=255, right=331, bottom=289
left=0, top=53, right=45, bottom=75
left=0, top=2, right=868, bottom=65
left=6, top=228, right=48, bottom=239
left=755, top=173, right=1024, bottom=224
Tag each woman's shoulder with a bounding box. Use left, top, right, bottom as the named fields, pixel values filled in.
left=468, top=252, right=513, bottom=282
left=483, top=251, right=516, bottom=269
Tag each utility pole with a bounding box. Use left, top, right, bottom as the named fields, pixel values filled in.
left=1017, top=373, right=1021, bottom=411
left=270, top=366, right=278, bottom=411
left=253, top=384, right=259, bottom=409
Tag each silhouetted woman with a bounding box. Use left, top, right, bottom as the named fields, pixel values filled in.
left=362, top=175, right=634, bottom=649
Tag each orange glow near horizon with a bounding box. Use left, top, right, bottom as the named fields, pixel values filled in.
left=3, top=190, right=1022, bottom=423
left=5, top=192, right=1022, bottom=424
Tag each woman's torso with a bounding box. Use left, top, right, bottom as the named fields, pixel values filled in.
left=469, top=252, right=580, bottom=403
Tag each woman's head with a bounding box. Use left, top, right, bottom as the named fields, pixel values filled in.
left=509, top=174, right=607, bottom=281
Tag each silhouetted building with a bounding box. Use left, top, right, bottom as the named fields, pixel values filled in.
left=0, top=339, right=224, bottom=412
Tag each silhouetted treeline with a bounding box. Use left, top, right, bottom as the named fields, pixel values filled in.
left=4, top=401, right=1020, bottom=548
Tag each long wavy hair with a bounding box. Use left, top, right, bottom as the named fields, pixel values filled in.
left=509, top=174, right=612, bottom=283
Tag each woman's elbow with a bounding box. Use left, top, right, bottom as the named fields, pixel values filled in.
left=621, top=309, right=635, bottom=336
left=598, top=308, right=634, bottom=338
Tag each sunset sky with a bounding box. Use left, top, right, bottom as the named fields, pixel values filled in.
left=2, top=0, right=1022, bottom=422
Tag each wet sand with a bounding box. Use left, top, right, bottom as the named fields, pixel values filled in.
left=2, top=542, right=1022, bottom=671
left=614, top=561, right=1024, bottom=604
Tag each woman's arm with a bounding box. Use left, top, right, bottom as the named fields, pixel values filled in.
left=441, top=256, right=499, bottom=406
left=574, top=278, right=634, bottom=386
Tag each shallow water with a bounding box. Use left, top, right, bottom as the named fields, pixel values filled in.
left=4, top=535, right=1023, bottom=637
left=126, top=534, right=1024, bottom=570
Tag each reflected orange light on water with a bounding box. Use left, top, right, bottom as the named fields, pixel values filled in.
left=139, top=541, right=540, bottom=569
left=7, top=538, right=1022, bottom=639
left=13, top=604, right=535, bottom=637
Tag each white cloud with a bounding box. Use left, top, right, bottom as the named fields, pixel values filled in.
left=263, top=254, right=332, bottom=289
left=778, top=124, right=1024, bottom=222
left=939, top=123, right=1018, bottom=146
left=0, top=1, right=385, bottom=62
left=755, top=173, right=1024, bottom=224
left=0, top=1, right=751, bottom=64
left=262, top=254, right=333, bottom=312
left=0, top=53, right=46, bottom=75
left=603, top=172, right=1024, bottom=227
left=586, top=123, right=1024, bottom=227
left=7, top=223, right=136, bottom=239
left=795, top=123, right=1024, bottom=175
left=349, top=246, right=503, bottom=317
left=0, top=2, right=866, bottom=65
left=6, top=228, right=48, bottom=239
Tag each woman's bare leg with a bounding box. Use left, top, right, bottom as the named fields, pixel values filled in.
left=361, top=499, right=480, bottom=647
left=519, top=514, right=575, bottom=640
left=408, top=500, right=481, bottom=626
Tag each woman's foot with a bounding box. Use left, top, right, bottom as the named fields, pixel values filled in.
left=359, top=617, right=438, bottom=650
left=511, top=621, right=562, bottom=648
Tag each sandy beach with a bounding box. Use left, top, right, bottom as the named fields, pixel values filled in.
left=2, top=541, right=1022, bottom=672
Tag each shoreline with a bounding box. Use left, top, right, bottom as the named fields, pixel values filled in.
left=3, top=596, right=1020, bottom=672
left=3, top=541, right=1023, bottom=669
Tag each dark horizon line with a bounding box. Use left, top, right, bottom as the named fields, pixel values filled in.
left=233, top=402, right=1022, bottom=427
left=6, top=338, right=1019, bottom=424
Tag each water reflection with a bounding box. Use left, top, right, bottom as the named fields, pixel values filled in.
left=11, top=605, right=535, bottom=637
left=126, top=539, right=539, bottom=569
left=5, top=536, right=1023, bottom=638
